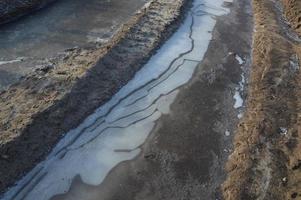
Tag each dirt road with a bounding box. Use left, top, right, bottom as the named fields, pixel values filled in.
left=53, top=0, right=253, bottom=199
left=3, top=0, right=301, bottom=199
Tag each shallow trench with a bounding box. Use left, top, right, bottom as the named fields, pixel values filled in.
left=2, top=0, right=233, bottom=199
left=0, top=0, right=146, bottom=89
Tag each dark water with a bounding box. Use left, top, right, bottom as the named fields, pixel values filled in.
left=0, top=0, right=145, bottom=88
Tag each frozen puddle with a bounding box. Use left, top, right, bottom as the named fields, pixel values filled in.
left=2, top=0, right=230, bottom=199
left=0, top=58, right=25, bottom=66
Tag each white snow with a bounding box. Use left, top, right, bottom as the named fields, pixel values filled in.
left=225, top=130, right=231, bottom=136
left=235, top=54, right=244, bottom=65
left=238, top=113, right=244, bottom=119
left=233, top=64, right=246, bottom=118
left=0, top=57, right=25, bottom=65
left=233, top=90, right=243, bottom=109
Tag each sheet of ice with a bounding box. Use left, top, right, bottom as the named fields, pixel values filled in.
left=235, top=54, right=244, bottom=65
left=233, top=71, right=246, bottom=119
left=2, top=1, right=230, bottom=200
left=233, top=91, right=243, bottom=109
left=238, top=113, right=244, bottom=119
left=0, top=57, right=25, bottom=65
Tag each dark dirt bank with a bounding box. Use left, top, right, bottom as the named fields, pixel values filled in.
left=223, top=0, right=301, bottom=199
left=0, top=0, right=57, bottom=25
left=0, top=0, right=190, bottom=195
left=51, top=0, right=253, bottom=199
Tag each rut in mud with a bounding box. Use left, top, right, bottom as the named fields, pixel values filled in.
left=223, top=0, right=301, bottom=199
left=0, top=0, right=189, bottom=195
left=2, top=1, right=232, bottom=199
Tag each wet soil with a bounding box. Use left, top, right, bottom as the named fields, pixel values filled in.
left=0, top=0, right=190, bottom=195
left=0, top=0, right=57, bottom=25
left=52, top=0, right=253, bottom=199
left=0, top=0, right=146, bottom=90
left=223, top=0, right=301, bottom=199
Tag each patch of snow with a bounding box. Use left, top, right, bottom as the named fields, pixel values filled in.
left=235, top=54, right=244, bottom=65
left=237, top=113, right=243, bottom=119
left=0, top=57, right=26, bottom=66
left=233, top=90, right=243, bottom=109
left=225, top=130, right=231, bottom=136
left=233, top=66, right=246, bottom=118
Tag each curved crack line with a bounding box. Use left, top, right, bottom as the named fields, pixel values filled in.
left=124, top=14, right=196, bottom=107
left=124, top=58, right=200, bottom=108
left=19, top=173, right=47, bottom=200
left=18, top=108, right=160, bottom=198
left=69, top=108, right=160, bottom=151
left=14, top=9, right=202, bottom=195
left=53, top=12, right=196, bottom=156
left=86, top=118, right=106, bottom=133
left=7, top=167, right=44, bottom=200
left=88, top=57, right=195, bottom=132
left=10, top=171, right=47, bottom=200
left=53, top=118, right=105, bottom=157
left=10, top=15, right=195, bottom=197
left=68, top=78, right=190, bottom=152
left=124, top=58, right=187, bottom=108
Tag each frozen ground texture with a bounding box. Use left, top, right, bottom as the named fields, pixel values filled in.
left=2, top=0, right=230, bottom=199
left=0, top=0, right=187, bottom=195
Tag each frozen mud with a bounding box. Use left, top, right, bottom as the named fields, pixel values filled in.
left=2, top=0, right=231, bottom=199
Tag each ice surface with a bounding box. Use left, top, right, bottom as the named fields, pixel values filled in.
left=235, top=54, right=244, bottom=65
left=233, top=90, right=243, bottom=109
left=0, top=57, right=24, bottom=65
left=2, top=0, right=230, bottom=199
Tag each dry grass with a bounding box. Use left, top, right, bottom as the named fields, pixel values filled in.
left=223, top=0, right=301, bottom=199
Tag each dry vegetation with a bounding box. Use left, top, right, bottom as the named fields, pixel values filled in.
left=283, top=0, right=301, bottom=35
left=223, top=0, right=301, bottom=199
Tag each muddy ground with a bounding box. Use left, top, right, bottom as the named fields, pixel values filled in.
left=2, top=0, right=301, bottom=199
left=0, top=0, right=190, bottom=194
left=0, top=0, right=57, bottom=25
left=51, top=0, right=253, bottom=199
left=0, top=0, right=147, bottom=90
left=223, top=0, right=301, bottom=199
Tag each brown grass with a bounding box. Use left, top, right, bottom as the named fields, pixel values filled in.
left=222, top=0, right=301, bottom=199
left=283, top=0, right=301, bottom=36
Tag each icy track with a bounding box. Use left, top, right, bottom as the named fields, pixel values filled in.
left=2, top=0, right=230, bottom=199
